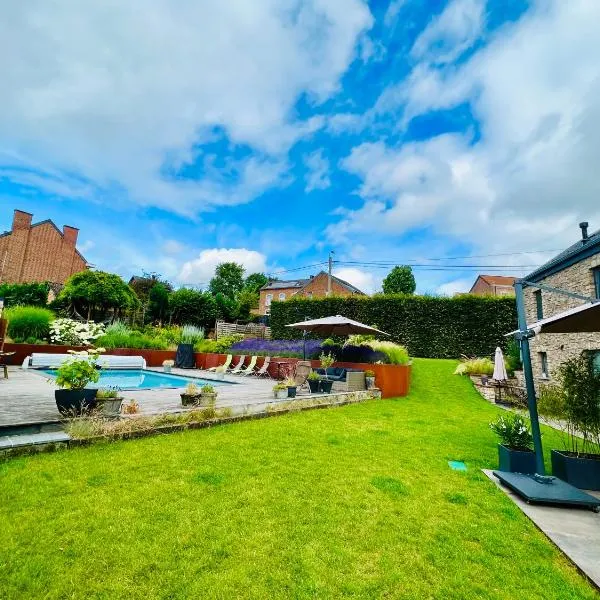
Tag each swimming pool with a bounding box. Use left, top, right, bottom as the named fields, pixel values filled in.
left=40, top=369, right=229, bottom=391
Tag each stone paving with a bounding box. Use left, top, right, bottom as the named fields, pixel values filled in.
left=0, top=366, right=294, bottom=427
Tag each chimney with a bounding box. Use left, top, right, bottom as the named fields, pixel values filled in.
left=580, top=221, right=589, bottom=241
left=12, top=209, right=32, bottom=231
left=63, top=225, right=79, bottom=246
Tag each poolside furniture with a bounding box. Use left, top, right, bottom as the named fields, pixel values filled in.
left=25, top=353, right=147, bottom=370
left=253, top=356, right=271, bottom=378
left=238, top=355, right=258, bottom=376
left=208, top=354, right=232, bottom=372
left=314, top=367, right=366, bottom=392
left=228, top=355, right=246, bottom=374
left=293, top=361, right=312, bottom=393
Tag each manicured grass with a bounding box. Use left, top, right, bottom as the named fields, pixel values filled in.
left=0, top=359, right=597, bottom=599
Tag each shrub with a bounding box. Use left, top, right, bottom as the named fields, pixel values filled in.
left=195, top=334, right=244, bottom=354
left=270, top=295, right=517, bottom=359
left=50, top=318, right=105, bottom=346
left=454, top=358, right=494, bottom=376
left=0, top=282, right=50, bottom=308
left=229, top=338, right=322, bottom=358
left=4, top=306, right=54, bottom=342
left=96, top=331, right=168, bottom=350
left=55, top=349, right=103, bottom=390
left=180, top=324, right=205, bottom=345
left=367, top=341, right=410, bottom=365
left=490, top=414, right=533, bottom=450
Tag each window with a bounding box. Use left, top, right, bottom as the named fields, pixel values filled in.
left=534, top=290, right=543, bottom=320
left=539, top=352, right=549, bottom=378
left=591, top=351, right=600, bottom=374
left=265, top=293, right=273, bottom=306
left=594, top=268, right=600, bottom=299
left=279, top=292, right=286, bottom=301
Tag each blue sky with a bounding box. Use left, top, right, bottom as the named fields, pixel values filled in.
left=1, top=0, right=599, bottom=294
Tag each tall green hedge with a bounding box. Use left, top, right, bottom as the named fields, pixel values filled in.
left=270, top=295, right=517, bottom=359
left=0, top=282, right=50, bottom=307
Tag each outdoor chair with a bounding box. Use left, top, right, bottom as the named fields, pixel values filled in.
left=208, top=354, right=232, bottom=372
left=238, top=355, right=258, bottom=376
left=293, top=361, right=312, bottom=393
left=228, top=355, right=246, bottom=374
left=253, top=356, right=272, bottom=378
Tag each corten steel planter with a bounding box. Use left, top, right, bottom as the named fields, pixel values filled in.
left=55, top=389, right=98, bottom=416
left=551, top=449, right=600, bottom=491
left=497, top=444, right=537, bottom=474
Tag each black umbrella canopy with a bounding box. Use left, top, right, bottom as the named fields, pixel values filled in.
left=286, top=315, right=388, bottom=337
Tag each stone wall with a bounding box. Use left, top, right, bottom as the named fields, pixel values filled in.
left=524, top=252, right=600, bottom=384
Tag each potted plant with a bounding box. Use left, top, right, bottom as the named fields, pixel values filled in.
left=307, top=370, right=321, bottom=394
left=365, top=369, right=376, bottom=389
left=96, top=387, right=124, bottom=417
left=163, top=359, right=174, bottom=373
left=273, top=382, right=288, bottom=399
left=489, top=414, right=536, bottom=474
left=54, top=348, right=105, bottom=415
left=181, top=382, right=201, bottom=406
left=319, top=352, right=335, bottom=394
left=284, top=377, right=297, bottom=398
left=200, top=384, right=218, bottom=406
left=541, top=355, right=600, bottom=490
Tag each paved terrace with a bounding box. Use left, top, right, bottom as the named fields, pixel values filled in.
left=0, top=367, right=292, bottom=427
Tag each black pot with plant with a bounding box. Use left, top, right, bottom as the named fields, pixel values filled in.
left=307, top=371, right=321, bottom=393
left=319, top=352, right=335, bottom=395
left=490, top=413, right=536, bottom=474
left=538, top=354, right=600, bottom=490
left=284, top=378, right=297, bottom=398
left=54, top=349, right=103, bottom=416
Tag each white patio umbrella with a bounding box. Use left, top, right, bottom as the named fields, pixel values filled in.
left=285, top=315, right=388, bottom=337
left=492, top=346, right=508, bottom=382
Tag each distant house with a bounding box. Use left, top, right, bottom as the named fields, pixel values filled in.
left=469, top=275, right=516, bottom=296
left=0, top=209, right=88, bottom=287
left=257, top=271, right=365, bottom=316
left=524, top=221, right=600, bottom=382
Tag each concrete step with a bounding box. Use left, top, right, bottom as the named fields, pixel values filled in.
left=0, top=429, right=70, bottom=450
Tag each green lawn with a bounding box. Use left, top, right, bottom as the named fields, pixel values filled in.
left=0, top=359, right=597, bottom=599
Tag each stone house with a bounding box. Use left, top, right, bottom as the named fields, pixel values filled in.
left=257, top=271, right=365, bottom=316
left=0, top=209, right=88, bottom=287
left=469, top=274, right=516, bottom=296
left=524, top=222, right=600, bottom=382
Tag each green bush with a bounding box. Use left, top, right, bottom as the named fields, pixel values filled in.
left=454, top=358, right=494, bottom=376
left=489, top=414, right=533, bottom=450
left=194, top=334, right=243, bottom=354
left=270, top=295, right=517, bottom=359
left=0, top=282, right=50, bottom=308
left=368, top=341, right=410, bottom=365
left=96, top=331, right=168, bottom=350
left=4, top=306, right=54, bottom=342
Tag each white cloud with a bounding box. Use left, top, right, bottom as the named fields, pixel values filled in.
left=0, top=0, right=373, bottom=214
left=304, top=149, right=331, bottom=192
left=161, top=240, right=186, bottom=255
left=334, top=267, right=377, bottom=294
left=178, top=248, right=268, bottom=284
left=437, top=278, right=473, bottom=296
left=331, top=0, right=600, bottom=262
left=384, top=0, right=406, bottom=28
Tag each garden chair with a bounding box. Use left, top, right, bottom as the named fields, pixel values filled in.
left=293, top=361, right=312, bottom=394
left=254, top=356, right=272, bottom=378
left=208, top=354, right=232, bottom=372
left=0, top=318, right=14, bottom=379
left=238, top=355, right=258, bottom=376
left=228, top=355, right=246, bottom=374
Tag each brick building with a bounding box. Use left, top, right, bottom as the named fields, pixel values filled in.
left=469, top=274, right=516, bottom=296
left=524, top=222, right=600, bottom=382
left=0, top=209, right=88, bottom=286
left=257, top=271, right=365, bottom=316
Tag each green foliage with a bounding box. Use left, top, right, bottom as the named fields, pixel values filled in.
left=214, top=292, right=239, bottom=322
left=505, top=339, right=522, bottom=375
left=368, top=340, right=410, bottom=365
left=235, top=287, right=259, bottom=321
left=194, top=334, right=243, bottom=354
left=270, top=295, right=517, bottom=359
left=58, top=271, right=139, bottom=319
left=382, top=265, right=416, bottom=295
left=0, top=282, right=50, bottom=308
left=4, top=306, right=54, bottom=342
left=148, top=283, right=170, bottom=323
left=320, top=352, right=336, bottom=370
left=244, top=273, right=269, bottom=294
left=209, top=262, right=245, bottom=300
left=55, top=351, right=102, bottom=390
left=490, top=414, right=533, bottom=450
left=96, top=330, right=169, bottom=350
left=454, top=357, right=495, bottom=376
left=169, top=288, right=217, bottom=330
left=180, top=324, right=205, bottom=344
left=129, top=273, right=173, bottom=302
left=537, top=383, right=566, bottom=420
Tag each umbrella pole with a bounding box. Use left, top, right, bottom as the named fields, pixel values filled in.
left=515, top=281, right=545, bottom=475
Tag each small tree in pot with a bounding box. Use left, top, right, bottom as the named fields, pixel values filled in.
left=319, top=352, right=336, bottom=394
left=54, top=348, right=105, bottom=415
left=490, top=414, right=536, bottom=474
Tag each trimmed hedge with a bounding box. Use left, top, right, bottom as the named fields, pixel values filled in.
left=270, top=295, right=517, bottom=359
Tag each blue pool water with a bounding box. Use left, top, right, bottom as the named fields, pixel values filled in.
left=40, top=369, right=228, bottom=390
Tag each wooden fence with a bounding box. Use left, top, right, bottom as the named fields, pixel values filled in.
left=215, top=321, right=271, bottom=340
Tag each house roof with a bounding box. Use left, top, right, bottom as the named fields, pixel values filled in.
left=469, top=274, right=516, bottom=293
left=525, top=227, right=600, bottom=282
left=261, top=271, right=366, bottom=295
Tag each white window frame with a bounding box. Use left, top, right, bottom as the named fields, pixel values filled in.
left=265, top=293, right=273, bottom=306
left=279, top=292, right=286, bottom=301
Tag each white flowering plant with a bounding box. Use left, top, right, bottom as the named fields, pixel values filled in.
left=489, top=414, right=533, bottom=451
left=50, top=318, right=105, bottom=346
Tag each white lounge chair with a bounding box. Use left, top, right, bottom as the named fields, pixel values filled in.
left=238, top=355, right=258, bottom=376
left=253, top=356, right=272, bottom=378
left=228, top=355, right=246, bottom=375
left=208, top=354, right=232, bottom=372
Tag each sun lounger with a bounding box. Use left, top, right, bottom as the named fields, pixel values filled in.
left=208, top=354, right=232, bottom=372
left=238, top=355, right=258, bottom=376
left=253, top=356, right=272, bottom=378
left=228, top=355, right=246, bottom=374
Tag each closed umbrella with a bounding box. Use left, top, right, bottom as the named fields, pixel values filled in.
left=492, top=346, right=508, bottom=382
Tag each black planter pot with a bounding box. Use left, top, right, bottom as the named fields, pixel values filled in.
left=308, top=379, right=320, bottom=394
left=175, top=344, right=195, bottom=369
left=287, top=387, right=297, bottom=398
left=551, top=449, right=600, bottom=491
left=498, top=444, right=537, bottom=474
left=319, top=380, right=333, bottom=394
left=55, top=389, right=98, bottom=416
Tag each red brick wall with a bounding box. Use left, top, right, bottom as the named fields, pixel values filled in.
left=0, top=210, right=87, bottom=285
left=298, top=272, right=357, bottom=299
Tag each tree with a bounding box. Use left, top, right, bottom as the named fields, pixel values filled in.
left=58, top=270, right=139, bottom=320
left=169, top=288, right=217, bottom=330
left=244, top=273, right=269, bottom=294
left=148, top=283, right=170, bottom=325
left=382, top=266, right=416, bottom=295
left=129, top=272, right=173, bottom=302
left=209, top=262, right=245, bottom=300
left=0, top=282, right=50, bottom=308
left=236, top=288, right=259, bottom=321
left=215, top=292, right=239, bottom=322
